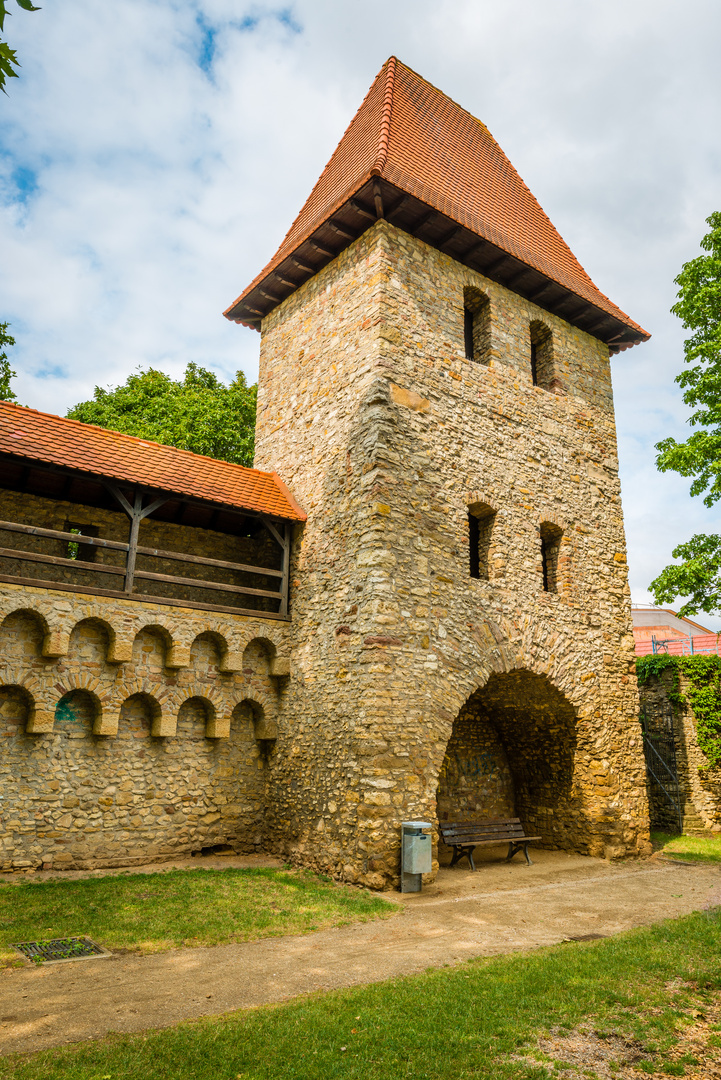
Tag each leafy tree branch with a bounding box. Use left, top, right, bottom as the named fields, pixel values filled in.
left=67, top=363, right=258, bottom=468
left=0, top=0, right=40, bottom=94
left=650, top=212, right=721, bottom=614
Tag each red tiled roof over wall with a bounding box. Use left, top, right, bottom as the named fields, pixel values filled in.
left=0, top=400, right=306, bottom=522
left=226, top=57, right=648, bottom=344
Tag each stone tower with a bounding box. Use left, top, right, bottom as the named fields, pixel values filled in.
left=226, top=57, right=652, bottom=887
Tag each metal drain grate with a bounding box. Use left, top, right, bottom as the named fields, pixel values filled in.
left=12, top=937, right=111, bottom=964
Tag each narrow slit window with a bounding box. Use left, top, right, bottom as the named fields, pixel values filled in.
left=464, top=307, right=475, bottom=360
left=463, top=287, right=491, bottom=364
left=529, top=321, right=560, bottom=392
left=540, top=522, right=563, bottom=593
left=468, top=504, right=496, bottom=580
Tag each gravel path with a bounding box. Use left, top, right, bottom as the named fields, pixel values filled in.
left=1, top=850, right=718, bottom=1056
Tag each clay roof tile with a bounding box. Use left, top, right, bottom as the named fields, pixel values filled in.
left=226, top=58, right=648, bottom=347
left=0, top=400, right=306, bottom=522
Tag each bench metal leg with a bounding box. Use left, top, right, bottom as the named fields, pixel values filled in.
left=506, top=841, right=533, bottom=865
left=451, top=845, right=476, bottom=870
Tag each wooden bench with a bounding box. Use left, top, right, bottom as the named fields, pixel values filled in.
left=439, top=818, right=541, bottom=870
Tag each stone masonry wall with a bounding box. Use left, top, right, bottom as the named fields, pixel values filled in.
left=252, top=219, right=650, bottom=888
left=0, top=583, right=290, bottom=871
left=639, top=671, right=721, bottom=833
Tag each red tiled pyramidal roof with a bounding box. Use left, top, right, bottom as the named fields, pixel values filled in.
left=0, top=400, right=306, bottom=521
left=225, top=57, right=649, bottom=351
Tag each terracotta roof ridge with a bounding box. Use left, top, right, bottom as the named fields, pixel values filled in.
left=372, top=55, right=396, bottom=176
left=0, top=399, right=277, bottom=480
left=270, top=472, right=307, bottom=522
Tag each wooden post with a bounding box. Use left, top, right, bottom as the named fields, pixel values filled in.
left=125, top=491, right=143, bottom=593
left=105, top=485, right=168, bottom=596
left=278, top=522, right=290, bottom=618
left=261, top=516, right=291, bottom=617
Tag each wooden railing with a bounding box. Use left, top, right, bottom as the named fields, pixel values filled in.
left=0, top=513, right=290, bottom=620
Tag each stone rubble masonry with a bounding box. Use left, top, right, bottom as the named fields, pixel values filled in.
left=0, top=584, right=290, bottom=871
left=638, top=670, right=721, bottom=833
left=253, top=219, right=650, bottom=889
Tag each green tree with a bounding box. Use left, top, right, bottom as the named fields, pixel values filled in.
left=0, top=0, right=41, bottom=94
left=68, top=363, right=257, bottom=468
left=0, top=321, right=18, bottom=401
left=651, top=211, right=721, bottom=615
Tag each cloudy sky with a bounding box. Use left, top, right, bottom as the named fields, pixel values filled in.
left=1, top=0, right=720, bottom=618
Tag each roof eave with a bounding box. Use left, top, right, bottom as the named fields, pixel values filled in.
left=225, top=177, right=649, bottom=352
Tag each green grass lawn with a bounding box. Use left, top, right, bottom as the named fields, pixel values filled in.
left=2, top=909, right=721, bottom=1079
left=0, top=866, right=394, bottom=967
left=653, top=831, right=721, bottom=864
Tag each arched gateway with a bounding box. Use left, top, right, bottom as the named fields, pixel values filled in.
left=438, top=671, right=580, bottom=859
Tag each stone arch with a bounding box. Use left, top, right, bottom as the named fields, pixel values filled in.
left=240, top=633, right=290, bottom=678
left=189, top=630, right=229, bottom=677
left=131, top=622, right=176, bottom=671
left=54, top=688, right=103, bottom=737
left=0, top=605, right=51, bottom=662
left=118, top=691, right=164, bottom=740
left=172, top=682, right=226, bottom=738
left=116, top=679, right=173, bottom=737
left=0, top=669, right=46, bottom=733
left=65, top=604, right=131, bottom=662
left=436, top=668, right=588, bottom=860
left=176, top=694, right=218, bottom=740
left=67, top=616, right=114, bottom=667
left=232, top=694, right=278, bottom=742
left=51, top=673, right=112, bottom=735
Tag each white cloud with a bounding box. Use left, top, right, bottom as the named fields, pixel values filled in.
left=1, top=0, right=720, bottom=618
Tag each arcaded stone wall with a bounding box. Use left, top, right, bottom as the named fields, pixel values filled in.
left=0, top=489, right=281, bottom=612
left=0, top=583, right=289, bottom=871
left=253, top=219, right=650, bottom=888
left=639, top=671, right=721, bottom=833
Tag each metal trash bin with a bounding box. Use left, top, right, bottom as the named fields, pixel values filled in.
left=400, top=820, right=432, bottom=893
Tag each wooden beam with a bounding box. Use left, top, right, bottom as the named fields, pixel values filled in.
left=133, top=568, right=281, bottom=599
left=385, top=193, right=410, bottom=219
left=436, top=225, right=463, bottom=249
left=258, top=288, right=281, bottom=304
left=527, top=282, right=555, bottom=302
left=273, top=273, right=299, bottom=289
left=0, top=547, right=125, bottom=575
left=373, top=179, right=384, bottom=219
left=0, top=520, right=128, bottom=551
left=481, top=253, right=511, bottom=276
left=502, top=265, right=530, bottom=288
left=135, top=543, right=283, bottom=577
left=350, top=198, right=375, bottom=221
left=327, top=221, right=355, bottom=240
left=278, top=522, right=290, bottom=618
left=244, top=306, right=265, bottom=316
left=0, top=573, right=290, bottom=620
left=410, top=208, right=438, bottom=233
left=461, top=240, right=487, bottom=263
left=307, top=239, right=334, bottom=258
left=290, top=256, right=315, bottom=274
